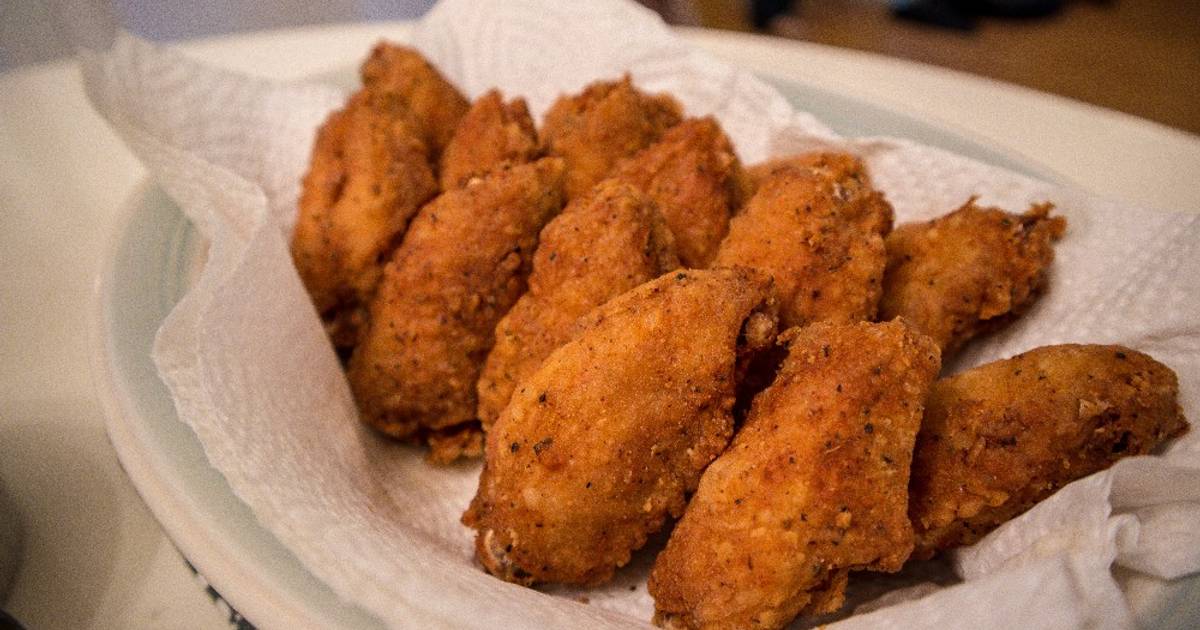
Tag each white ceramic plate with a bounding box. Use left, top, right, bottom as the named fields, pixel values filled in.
left=94, top=69, right=1187, bottom=629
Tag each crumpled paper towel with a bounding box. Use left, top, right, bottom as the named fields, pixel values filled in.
left=80, top=0, right=1200, bottom=627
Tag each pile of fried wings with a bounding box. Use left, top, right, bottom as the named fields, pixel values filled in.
left=289, top=43, right=1187, bottom=630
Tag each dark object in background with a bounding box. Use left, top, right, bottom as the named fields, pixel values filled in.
left=891, top=0, right=1064, bottom=30
left=753, top=0, right=1064, bottom=32
left=0, top=610, right=25, bottom=630
left=892, top=0, right=977, bottom=30
left=964, top=0, right=1066, bottom=18
left=752, top=0, right=795, bottom=28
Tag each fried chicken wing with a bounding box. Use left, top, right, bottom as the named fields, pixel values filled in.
left=439, top=89, right=540, bottom=189
left=346, top=158, right=567, bottom=455
left=648, top=320, right=941, bottom=630
left=744, top=152, right=873, bottom=199
left=612, top=117, right=748, bottom=267
left=879, top=199, right=1066, bottom=354
left=360, top=41, right=469, bottom=158
left=541, top=75, right=682, bottom=199
left=464, top=268, right=779, bottom=586
left=475, top=180, right=679, bottom=431
left=909, top=344, right=1188, bottom=559
left=713, top=154, right=893, bottom=328
left=291, top=90, right=438, bottom=349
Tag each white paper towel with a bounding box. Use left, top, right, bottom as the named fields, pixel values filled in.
left=80, top=0, right=1200, bottom=628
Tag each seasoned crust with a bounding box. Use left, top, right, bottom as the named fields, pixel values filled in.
left=426, top=423, right=485, bottom=465
left=475, top=179, right=679, bottom=431
left=360, top=41, right=469, bottom=159
left=440, top=89, right=540, bottom=189
left=648, top=320, right=940, bottom=630
left=743, top=153, right=892, bottom=237
left=714, top=154, right=894, bottom=328
left=541, top=75, right=682, bottom=199
left=879, top=198, right=1066, bottom=354
left=346, top=158, right=566, bottom=447
left=464, top=268, right=779, bottom=586
left=910, top=344, right=1187, bottom=558
left=291, top=90, right=438, bottom=349
left=613, top=117, right=747, bottom=267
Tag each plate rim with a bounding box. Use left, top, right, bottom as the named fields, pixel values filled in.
left=89, top=179, right=353, bottom=630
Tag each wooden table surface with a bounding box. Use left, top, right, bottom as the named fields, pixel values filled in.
left=686, top=0, right=1200, bottom=135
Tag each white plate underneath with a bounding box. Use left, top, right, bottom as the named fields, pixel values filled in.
left=91, top=70, right=1196, bottom=629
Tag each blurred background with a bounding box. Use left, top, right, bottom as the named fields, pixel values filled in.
left=2, top=0, right=1197, bottom=129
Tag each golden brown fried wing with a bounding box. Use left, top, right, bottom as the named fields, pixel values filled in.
left=648, top=320, right=941, bottom=630
left=346, top=158, right=567, bottom=453
left=541, top=75, right=682, bottom=199
left=360, top=41, right=469, bottom=158
left=713, top=154, right=894, bottom=328
left=612, top=117, right=747, bottom=267
left=475, top=180, right=679, bottom=431
left=879, top=199, right=1066, bottom=354
left=439, top=89, right=540, bottom=189
left=291, top=90, right=438, bottom=349
left=464, top=268, right=779, bottom=586
left=909, top=344, right=1187, bottom=559
left=745, top=153, right=892, bottom=236
left=744, top=152, right=871, bottom=199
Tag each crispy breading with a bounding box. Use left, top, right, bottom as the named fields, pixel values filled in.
left=745, top=158, right=787, bottom=193
left=879, top=199, right=1066, bottom=354
left=475, top=180, right=679, bottom=431
left=612, top=117, right=748, bottom=267
left=910, top=344, right=1187, bottom=559
left=291, top=90, right=438, bottom=349
left=439, top=89, right=540, bottom=189
left=426, top=424, right=485, bottom=465
left=360, top=41, right=469, bottom=158
left=713, top=154, right=894, bottom=328
left=744, top=152, right=875, bottom=201
left=464, top=268, right=779, bottom=586
left=541, top=75, right=682, bottom=199
left=744, top=153, right=892, bottom=236
left=648, top=320, right=941, bottom=630
left=346, top=158, right=567, bottom=448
